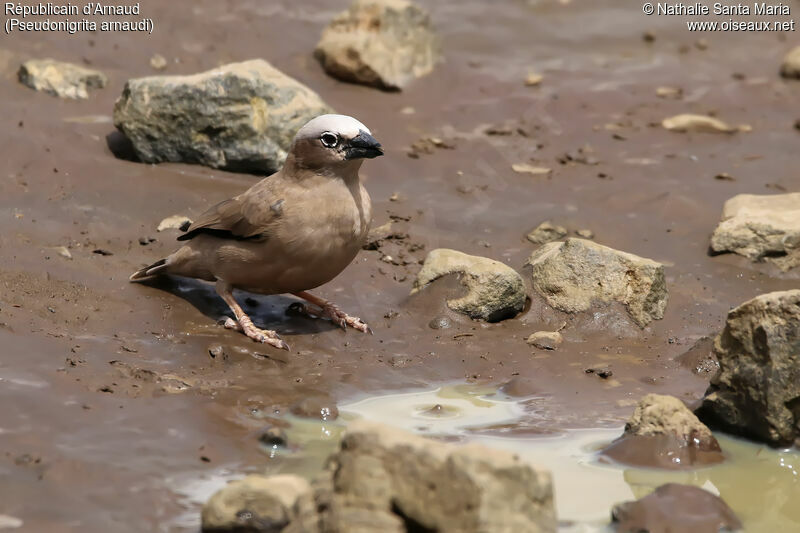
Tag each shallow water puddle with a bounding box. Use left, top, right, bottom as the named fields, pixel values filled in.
left=338, top=386, right=800, bottom=533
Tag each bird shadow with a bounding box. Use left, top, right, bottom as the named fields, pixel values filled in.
left=137, top=275, right=339, bottom=337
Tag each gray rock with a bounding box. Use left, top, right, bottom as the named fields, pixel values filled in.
left=697, top=290, right=800, bottom=446
left=526, top=238, right=668, bottom=328
left=320, top=420, right=556, bottom=533
left=710, top=193, right=800, bottom=271
left=780, top=46, right=800, bottom=78
left=18, top=59, right=107, bottom=99
left=202, top=474, right=319, bottom=532
left=411, top=248, right=527, bottom=322
left=612, top=484, right=741, bottom=533
left=113, top=59, right=332, bottom=173
left=526, top=221, right=567, bottom=245
left=314, top=0, right=440, bottom=91
left=526, top=331, right=562, bottom=350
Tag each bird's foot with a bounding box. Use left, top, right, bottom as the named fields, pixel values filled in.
left=288, top=302, right=371, bottom=334
left=222, top=316, right=289, bottom=350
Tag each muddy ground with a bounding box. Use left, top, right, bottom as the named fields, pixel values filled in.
left=1, top=0, right=799, bottom=531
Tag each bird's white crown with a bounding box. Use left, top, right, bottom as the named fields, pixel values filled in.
left=295, top=114, right=371, bottom=140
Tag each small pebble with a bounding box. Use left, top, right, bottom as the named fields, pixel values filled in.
left=428, top=316, right=452, bottom=329
left=258, top=426, right=288, bottom=447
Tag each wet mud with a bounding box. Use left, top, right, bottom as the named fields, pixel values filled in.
left=1, top=0, right=799, bottom=531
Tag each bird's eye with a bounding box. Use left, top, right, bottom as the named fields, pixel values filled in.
left=320, top=132, right=339, bottom=148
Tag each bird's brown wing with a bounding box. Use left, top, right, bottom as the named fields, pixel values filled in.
left=177, top=183, right=282, bottom=242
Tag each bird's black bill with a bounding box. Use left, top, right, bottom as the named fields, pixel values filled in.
left=345, top=130, right=384, bottom=160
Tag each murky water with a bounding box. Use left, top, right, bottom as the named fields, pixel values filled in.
left=327, top=385, right=799, bottom=533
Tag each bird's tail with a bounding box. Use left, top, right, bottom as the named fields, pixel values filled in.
left=129, top=258, right=169, bottom=281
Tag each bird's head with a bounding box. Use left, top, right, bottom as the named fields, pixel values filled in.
left=288, top=114, right=383, bottom=171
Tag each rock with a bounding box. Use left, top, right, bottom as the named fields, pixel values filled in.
left=655, top=86, right=682, bottom=99
left=363, top=221, right=393, bottom=249
left=524, top=73, right=543, bottom=86
left=575, top=229, right=594, bottom=239
left=259, top=426, right=288, bottom=448
left=314, top=0, right=439, bottom=91
left=201, top=474, right=319, bottom=533
left=611, top=483, right=741, bottom=533
left=157, top=215, right=192, bottom=232
left=526, top=331, right=562, bottom=351
left=661, top=114, right=739, bottom=133
left=18, top=59, right=107, bottom=99
left=411, top=249, right=527, bottom=322
left=320, top=420, right=556, bottom=533
left=149, top=53, right=168, bottom=71
left=676, top=336, right=719, bottom=377
left=710, top=193, right=800, bottom=271
left=512, top=163, right=552, bottom=176
left=0, top=515, right=23, bottom=529
left=697, top=290, right=800, bottom=446
left=526, top=221, right=567, bottom=245
left=601, top=394, right=723, bottom=469
left=113, top=59, right=332, bottom=173
left=291, top=397, right=339, bottom=421
left=51, top=246, right=72, bottom=260
left=499, top=376, right=540, bottom=397
left=526, top=238, right=668, bottom=328
left=428, top=315, right=451, bottom=329
left=780, top=46, right=800, bottom=78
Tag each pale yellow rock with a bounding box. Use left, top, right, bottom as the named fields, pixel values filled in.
left=18, top=58, right=107, bottom=99
left=661, top=114, right=737, bottom=133
left=780, top=46, right=800, bottom=78
left=526, top=238, right=668, bottom=328
left=525, top=73, right=543, bottom=86
left=202, top=474, right=319, bottom=532
left=512, top=163, right=552, bottom=176
left=315, top=0, right=440, bottom=90
left=156, top=215, right=192, bottom=232
left=149, top=53, right=167, bottom=71
left=655, top=86, right=682, bottom=99
left=412, top=248, right=526, bottom=321
left=710, top=193, right=800, bottom=270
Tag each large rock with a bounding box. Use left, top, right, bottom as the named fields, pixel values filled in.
left=314, top=0, right=440, bottom=91
left=526, top=238, right=668, bottom=328
left=611, top=484, right=741, bottom=533
left=18, top=59, right=107, bottom=99
left=697, top=290, right=800, bottom=446
left=202, top=474, right=319, bottom=532
left=780, top=46, right=800, bottom=78
left=710, top=193, right=800, bottom=271
left=113, top=59, right=332, bottom=173
left=601, top=394, right=723, bottom=469
left=320, top=420, right=556, bottom=533
left=411, top=248, right=527, bottom=322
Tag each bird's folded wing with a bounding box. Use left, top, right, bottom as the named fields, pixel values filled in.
left=177, top=188, right=278, bottom=242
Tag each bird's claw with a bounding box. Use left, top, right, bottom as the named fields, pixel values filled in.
left=286, top=301, right=371, bottom=334
left=321, top=303, right=371, bottom=334
left=221, top=316, right=289, bottom=350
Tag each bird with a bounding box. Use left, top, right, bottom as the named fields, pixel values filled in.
left=130, top=114, right=383, bottom=350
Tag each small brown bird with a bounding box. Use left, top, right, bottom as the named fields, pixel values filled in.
left=130, top=114, right=383, bottom=350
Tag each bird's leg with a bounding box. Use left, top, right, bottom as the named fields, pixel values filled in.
left=215, top=280, right=289, bottom=350
left=291, top=291, right=372, bottom=334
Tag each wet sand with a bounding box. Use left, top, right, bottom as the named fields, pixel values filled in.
left=1, top=0, right=799, bottom=531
